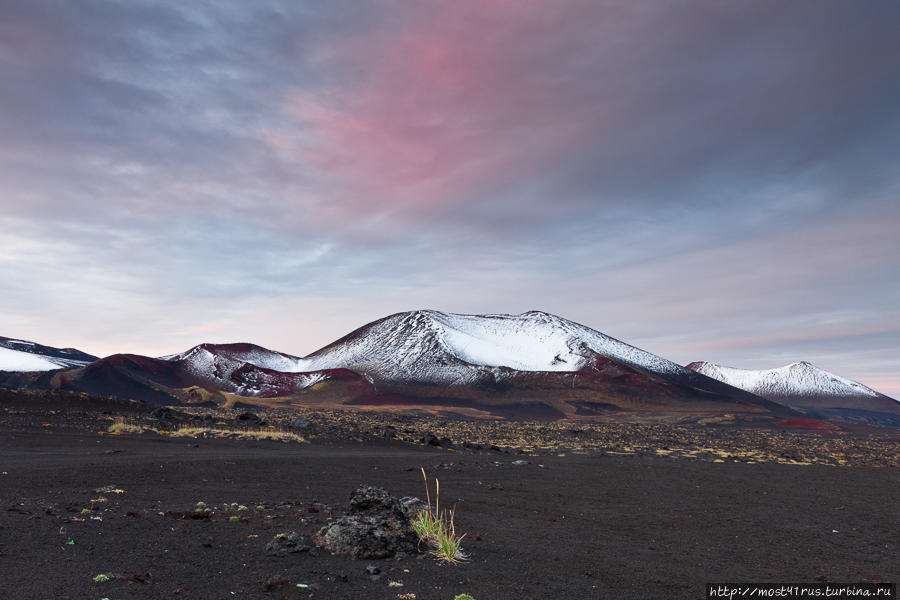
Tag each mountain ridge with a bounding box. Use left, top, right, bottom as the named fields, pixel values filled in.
left=0, top=311, right=892, bottom=426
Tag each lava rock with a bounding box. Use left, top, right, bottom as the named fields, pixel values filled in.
left=150, top=407, right=174, bottom=420
left=315, top=486, right=423, bottom=559
left=349, top=486, right=405, bottom=518
left=265, top=531, right=312, bottom=557
left=237, top=412, right=264, bottom=425
left=289, top=417, right=314, bottom=430
left=398, top=496, right=428, bottom=520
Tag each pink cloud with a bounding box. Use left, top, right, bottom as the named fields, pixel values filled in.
left=261, top=2, right=611, bottom=221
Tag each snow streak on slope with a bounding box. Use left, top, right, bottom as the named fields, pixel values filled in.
left=687, top=361, right=884, bottom=400
left=279, top=310, right=687, bottom=384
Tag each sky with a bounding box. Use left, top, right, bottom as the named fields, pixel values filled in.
left=1, top=1, right=899, bottom=396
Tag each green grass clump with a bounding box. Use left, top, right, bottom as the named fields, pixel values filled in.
left=228, top=516, right=240, bottom=522
left=454, top=595, right=475, bottom=600
left=411, top=504, right=442, bottom=542
left=92, top=574, right=110, bottom=583
left=413, top=467, right=468, bottom=564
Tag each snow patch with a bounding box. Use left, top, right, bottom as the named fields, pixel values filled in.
left=0, top=346, right=69, bottom=371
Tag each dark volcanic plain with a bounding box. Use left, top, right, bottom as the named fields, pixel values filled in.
left=1, top=390, right=898, bottom=600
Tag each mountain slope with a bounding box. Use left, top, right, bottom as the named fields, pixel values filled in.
left=686, top=361, right=900, bottom=427
left=0, top=336, right=98, bottom=371
left=285, top=310, right=693, bottom=382
left=0, top=312, right=793, bottom=420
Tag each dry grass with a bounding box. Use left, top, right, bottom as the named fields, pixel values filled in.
left=412, top=467, right=468, bottom=564
left=168, top=426, right=307, bottom=443
left=107, top=417, right=144, bottom=434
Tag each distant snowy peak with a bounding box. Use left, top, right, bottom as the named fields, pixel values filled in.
left=686, top=361, right=891, bottom=402
left=161, top=342, right=331, bottom=396
left=0, top=336, right=98, bottom=371
left=288, top=310, right=689, bottom=384
left=163, top=342, right=301, bottom=373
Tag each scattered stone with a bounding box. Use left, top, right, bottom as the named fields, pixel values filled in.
left=120, top=572, right=152, bottom=584
left=261, top=575, right=288, bottom=592
left=365, top=565, right=381, bottom=575
left=511, top=460, right=530, bottom=466
left=265, top=532, right=312, bottom=557
left=164, top=510, right=211, bottom=520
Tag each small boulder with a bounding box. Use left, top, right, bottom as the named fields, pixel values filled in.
left=237, top=412, right=265, bottom=426
left=150, top=407, right=174, bottom=420
left=289, top=417, right=313, bottom=430
left=265, top=531, right=312, bottom=557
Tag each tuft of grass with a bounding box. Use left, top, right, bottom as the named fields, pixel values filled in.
left=454, top=595, right=475, bottom=600
left=92, top=574, right=110, bottom=583
left=228, top=515, right=240, bottom=522
left=411, top=507, right=442, bottom=543
left=413, top=467, right=468, bottom=564
left=107, top=417, right=144, bottom=434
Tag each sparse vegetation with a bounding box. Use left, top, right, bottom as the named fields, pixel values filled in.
left=168, top=427, right=306, bottom=443
left=412, top=468, right=468, bottom=564
left=454, top=595, right=475, bottom=600
left=92, top=574, right=110, bottom=583
left=107, top=416, right=144, bottom=434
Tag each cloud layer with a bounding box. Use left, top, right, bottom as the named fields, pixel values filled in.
left=2, top=1, right=899, bottom=395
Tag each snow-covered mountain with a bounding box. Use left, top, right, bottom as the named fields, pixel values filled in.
left=0, top=336, right=97, bottom=371
left=161, top=343, right=338, bottom=397
left=280, top=310, right=688, bottom=385
left=144, top=310, right=785, bottom=415
left=686, top=361, right=899, bottom=415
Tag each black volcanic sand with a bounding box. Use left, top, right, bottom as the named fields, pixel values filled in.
left=1, top=392, right=898, bottom=600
